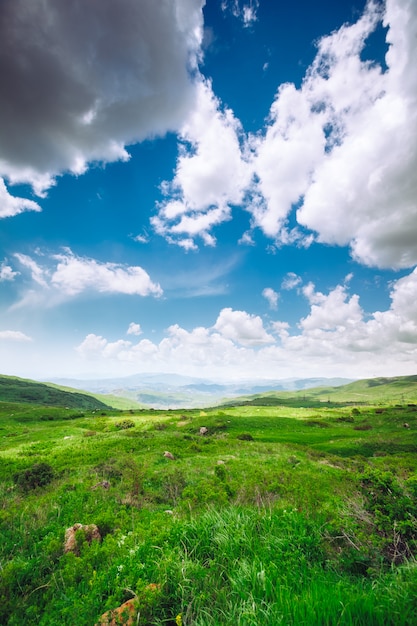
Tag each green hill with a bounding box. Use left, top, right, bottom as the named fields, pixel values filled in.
left=0, top=375, right=111, bottom=410
left=221, top=374, right=417, bottom=407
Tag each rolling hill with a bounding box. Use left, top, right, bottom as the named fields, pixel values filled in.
left=221, top=374, right=417, bottom=407
left=0, top=375, right=112, bottom=409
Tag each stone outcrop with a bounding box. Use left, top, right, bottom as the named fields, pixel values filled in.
left=95, top=598, right=136, bottom=626
left=64, top=523, right=101, bottom=555
left=95, top=586, right=161, bottom=625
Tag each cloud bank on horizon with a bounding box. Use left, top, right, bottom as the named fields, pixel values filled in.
left=1, top=0, right=417, bottom=381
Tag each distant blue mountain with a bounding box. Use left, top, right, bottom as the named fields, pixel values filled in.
left=46, top=373, right=353, bottom=409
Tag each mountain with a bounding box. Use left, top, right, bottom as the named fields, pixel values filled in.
left=46, top=373, right=353, bottom=409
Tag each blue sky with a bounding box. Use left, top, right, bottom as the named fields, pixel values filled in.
left=1, top=0, right=417, bottom=382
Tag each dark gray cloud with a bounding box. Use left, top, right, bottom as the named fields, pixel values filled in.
left=0, top=0, right=204, bottom=192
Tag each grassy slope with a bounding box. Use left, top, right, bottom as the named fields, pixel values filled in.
left=0, top=376, right=174, bottom=410
left=0, top=375, right=122, bottom=410
left=223, top=374, right=417, bottom=407
left=43, top=382, right=144, bottom=410
left=1, top=396, right=417, bottom=624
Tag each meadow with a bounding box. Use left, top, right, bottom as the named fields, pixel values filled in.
left=1, top=388, right=417, bottom=624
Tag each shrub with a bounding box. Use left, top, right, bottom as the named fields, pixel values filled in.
left=13, top=462, right=54, bottom=492
left=115, top=419, right=135, bottom=430
left=360, top=469, right=417, bottom=564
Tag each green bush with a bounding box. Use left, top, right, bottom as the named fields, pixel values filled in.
left=13, top=462, right=54, bottom=492
left=115, top=419, right=135, bottom=430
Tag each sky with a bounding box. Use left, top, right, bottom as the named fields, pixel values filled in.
left=1, top=0, right=417, bottom=383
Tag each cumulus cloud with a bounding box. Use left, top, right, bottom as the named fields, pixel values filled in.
left=0, top=0, right=204, bottom=197
left=127, top=322, right=142, bottom=336
left=12, top=248, right=162, bottom=304
left=152, top=80, right=252, bottom=247
left=74, top=268, right=417, bottom=379
left=0, top=261, right=19, bottom=281
left=262, top=287, right=279, bottom=309
left=154, top=0, right=417, bottom=270
left=0, top=330, right=32, bottom=342
left=300, top=283, right=363, bottom=332
left=213, top=307, right=275, bottom=346
left=249, top=0, right=417, bottom=269
left=281, top=272, right=302, bottom=290
left=76, top=326, right=245, bottom=373
left=76, top=334, right=108, bottom=359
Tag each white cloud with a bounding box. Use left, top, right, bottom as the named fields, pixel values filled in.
left=12, top=248, right=162, bottom=304
left=299, top=283, right=363, bottom=332
left=0, top=261, right=19, bottom=281
left=152, top=80, right=252, bottom=247
left=73, top=268, right=417, bottom=380
left=0, top=0, right=204, bottom=197
left=221, top=0, right=259, bottom=27
left=281, top=272, right=302, bottom=290
left=0, top=330, right=32, bottom=342
left=262, top=287, right=279, bottom=310
left=76, top=334, right=108, bottom=359
left=0, top=178, right=41, bottom=219
left=153, top=0, right=417, bottom=271
left=247, top=0, right=417, bottom=269
left=214, top=307, right=275, bottom=346
left=127, top=322, right=142, bottom=336
left=132, top=233, right=150, bottom=245
left=14, top=253, right=50, bottom=288
left=238, top=231, right=255, bottom=246
left=51, top=251, right=162, bottom=297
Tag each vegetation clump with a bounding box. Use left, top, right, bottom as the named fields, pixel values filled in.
left=236, top=432, right=253, bottom=441
left=115, top=418, right=135, bottom=430
left=13, top=462, right=54, bottom=492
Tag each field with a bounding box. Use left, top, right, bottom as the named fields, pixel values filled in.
left=1, top=391, right=417, bottom=624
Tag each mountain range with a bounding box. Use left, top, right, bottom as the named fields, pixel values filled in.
left=47, top=373, right=353, bottom=409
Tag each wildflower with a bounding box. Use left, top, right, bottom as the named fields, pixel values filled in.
left=175, top=614, right=182, bottom=625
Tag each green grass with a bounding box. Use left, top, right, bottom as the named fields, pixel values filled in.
left=223, top=375, right=417, bottom=407
left=1, top=391, right=417, bottom=624
left=0, top=375, right=112, bottom=410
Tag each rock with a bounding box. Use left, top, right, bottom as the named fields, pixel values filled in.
left=95, top=598, right=137, bottom=626
left=64, top=523, right=101, bottom=555
left=403, top=422, right=410, bottom=428
left=164, top=451, right=175, bottom=460
left=96, top=586, right=161, bottom=626
left=199, top=427, right=208, bottom=435
left=91, top=480, right=110, bottom=490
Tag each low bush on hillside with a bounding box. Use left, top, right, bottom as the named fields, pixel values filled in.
left=115, top=418, right=135, bottom=430
left=13, top=462, right=54, bottom=492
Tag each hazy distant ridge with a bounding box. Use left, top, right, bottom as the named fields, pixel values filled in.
left=47, top=373, right=353, bottom=408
